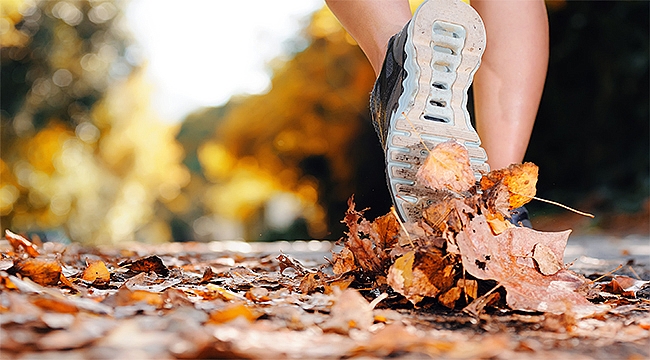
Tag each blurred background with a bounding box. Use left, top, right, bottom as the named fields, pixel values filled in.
left=1, top=0, right=648, bottom=244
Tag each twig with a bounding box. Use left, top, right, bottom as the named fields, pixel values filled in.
left=512, top=192, right=595, bottom=218
left=628, top=265, right=642, bottom=280
left=591, top=264, right=624, bottom=284
left=391, top=206, right=414, bottom=248
left=368, top=292, right=389, bottom=310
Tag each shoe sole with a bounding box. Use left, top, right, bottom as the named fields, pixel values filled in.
left=386, top=0, right=489, bottom=223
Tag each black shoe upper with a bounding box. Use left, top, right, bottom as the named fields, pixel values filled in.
left=509, top=206, right=533, bottom=228
left=369, top=23, right=410, bottom=151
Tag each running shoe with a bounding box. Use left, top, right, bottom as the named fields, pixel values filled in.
left=370, top=0, right=489, bottom=223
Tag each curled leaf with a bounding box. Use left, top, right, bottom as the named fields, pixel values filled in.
left=5, top=229, right=40, bottom=257
left=481, top=162, right=538, bottom=211
left=532, top=243, right=563, bottom=275
left=127, top=255, right=169, bottom=277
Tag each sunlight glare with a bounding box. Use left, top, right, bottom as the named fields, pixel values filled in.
left=126, top=0, right=321, bottom=121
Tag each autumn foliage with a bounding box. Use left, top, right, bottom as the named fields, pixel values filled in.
left=1, top=214, right=648, bottom=358
left=320, top=141, right=602, bottom=316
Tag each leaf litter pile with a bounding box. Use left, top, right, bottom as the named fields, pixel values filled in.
left=2, top=141, right=649, bottom=359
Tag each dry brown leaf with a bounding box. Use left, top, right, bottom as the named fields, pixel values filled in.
left=245, top=287, right=271, bottom=302
left=202, top=283, right=239, bottom=301
left=481, top=162, right=538, bottom=211
left=1, top=274, right=18, bottom=290
left=455, top=214, right=604, bottom=317
left=277, top=253, right=311, bottom=276
left=58, top=273, right=76, bottom=289
left=438, top=286, right=462, bottom=309
left=32, top=296, right=78, bottom=313
left=320, top=289, right=373, bottom=334
left=299, top=271, right=330, bottom=294
left=328, top=273, right=355, bottom=291
left=485, top=211, right=515, bottom=235
left=127, top=255, right=169, bottom=277
left=371, top=212, right=401, bottom=249
left=458, top=279, right=478, bottom=300
left=532, top=243, right=563, bottom=275
left=601, top=276, right=650, bottom=297
left=114, top=287, right=163, bottom=307
left=82, top=260, right=110, bottom=283
left=331, top=247, right=356, bottom=275
left=342, top=198, right=383, bottom=273
left=416, top=140, right=476, bottom=193
left=387, top=248, right=457, bottom=305
left=422, top=196, right=457, bottom=234
left=10, top=257, right=61, bottom=286
left=200, top=266, right=214, bottom=284
left=5, top=229, right=40, bottom=257
left=504, top=162, right=538, bottom=209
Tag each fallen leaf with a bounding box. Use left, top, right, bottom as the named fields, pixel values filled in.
left=387, top=248, right=457, bottom=305
left=112, top=287, right=163, bottom=307
left=532, top=243, right=563, bottom=275
left=10, top=257, right=62, bottom=286
left=203, top=284, right=239, bottom=301
left=601, top=276, right=650, bottom=298
left=455, top=214, right=603, bottom=317
left=32, top=296, right=78, bottom=313
left=82, top=260, right=110, bottom=283
left=416, top=140, right=476, bottom=193
left=58, top=274, right=76, bottom=289
left=371, top=212, right=401, bottom=249
left=458, top=279, right=478, bottom=300
left=422, top=195, right=462, bottom=234
left=481, top=162, right=538, bottom=211
left=438, top=286, right=462, bottom=309
left=331, top=247, right=356, bottom=275
left=485, top=210, right=515, bottom=235
left=200, top=267, right=214, bottom=284
left=209, top=303, right=260, bottom=324
left=277, top=253, right=311, bottom=276
left=245, top=287, right=271, bottom=302
left=300, top=271, right=330, bottom=294
left=127, top=255, right=169, bottom=277
left=4, top=229, right=40, bottom=257
left=342, top=198, right=383, bottom=273
left=320, top=289, right=373, bottom=334
left=328, top=273, right=355, bottom=291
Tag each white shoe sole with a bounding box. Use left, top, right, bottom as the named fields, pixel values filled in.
left=386, top=0, right=489, bottom=222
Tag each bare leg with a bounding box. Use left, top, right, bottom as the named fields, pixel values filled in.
left=325, top=0, right=412, bottom=76
left=471, top=0, right=549, bottom=170
left=326, top=0, right=549, bottom=171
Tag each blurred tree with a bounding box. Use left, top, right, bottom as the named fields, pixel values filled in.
left=174, top=7, right=391, bottom=241
left=1, top=0, right=187, bottom=244
left=175, top=1, right=648, bottom=240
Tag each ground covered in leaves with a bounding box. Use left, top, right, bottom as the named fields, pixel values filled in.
left=1, top=230, right=649, bottom=359
left=2, top=141, right=649, bottom=359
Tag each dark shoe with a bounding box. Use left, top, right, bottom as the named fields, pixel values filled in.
left=509, top=206, right=533, bottom=228
left=370, top=0, right=488, bottom=223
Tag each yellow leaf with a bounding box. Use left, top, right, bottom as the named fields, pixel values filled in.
left=82, top=260, right=110, bottom=283
left=209, top=303, right=259, bottom=324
